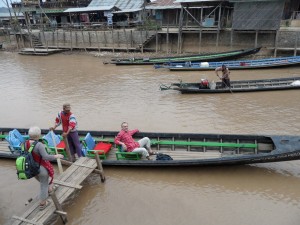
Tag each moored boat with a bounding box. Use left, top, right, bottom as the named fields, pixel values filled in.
left=160, top=77, right=300, bottom=94
left=107, top=47, right=261, bottom=65
left=1, top=128, right=300, bottom=167
left=154, top=56, right=300, bottom=71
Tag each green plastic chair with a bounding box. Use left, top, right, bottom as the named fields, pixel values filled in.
left=115, top=145, right=141, bottom=160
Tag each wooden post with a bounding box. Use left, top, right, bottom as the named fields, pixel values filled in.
left=140, top=29, right=143, bottom=53
left=70, top=29, right=73, bottom=51
left=81, top=29, right=87, bottom=52
left=117, top=30, right=120, bottom=47
left=255, top=30, right=258, bottom=48
left=123, top=27, right=128, bottom=52
left=103, top=31, right=107, bottom=47
left=94, top=153, right=105, bottom=182
left=294, top=32, right=298, bottom=56
left=230, top=29, right=233, bottom=49
left=130, top=30, right=133, bottom=47
left=56, top=29, right=59, bottom=48
left=156, top=26, right=159, bottom=53
left=216, top=30, right=219, bottom=48
left=63, top=30, right=65, bottom=46
left=112, top=29, right=115, bottom=52
left=166, top=25, right=169, bottom=53
left=49, top=192, right=68, bottom=224
left=75, top=31, right=78, bottom=48
left=274, top=30, right=279, bottom=57
left=198, top=29, right=202, bottom=53
left=177, top=6, right=184, bottom=54
left=95, top=31, right=100, bottom=52
left=63, top=136, right=73, bottom=162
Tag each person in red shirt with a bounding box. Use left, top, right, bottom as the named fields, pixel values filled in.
left=114, top=122, right=154, bottom=160
left=50, top=103, right=82, bottom=160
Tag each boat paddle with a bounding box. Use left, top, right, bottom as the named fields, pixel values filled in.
left=216, top=74, right=233, bottom=94
left=50, top=130, right=63, bottom=174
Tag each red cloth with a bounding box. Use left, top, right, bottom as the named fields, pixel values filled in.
left=94, top=142, right=112, bottom=154
left=56, top=141, right=66, bottom=149
left=25, top=141, right=55, bottom=184
left=114, top=129, right=140, bottom=152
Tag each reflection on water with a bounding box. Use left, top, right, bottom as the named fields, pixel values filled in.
left=1, top=52, right=300, bottom=225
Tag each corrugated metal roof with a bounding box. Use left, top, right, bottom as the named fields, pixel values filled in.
left=0, top=12, right=23, bottom=18
left=88, top=0, right=144, bottom=11
left=64, top=6, right=115, bottom=13
left=146, top=0, right=181, bottom=9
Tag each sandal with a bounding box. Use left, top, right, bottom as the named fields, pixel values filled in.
left=39, top=200, right=50, bottom=211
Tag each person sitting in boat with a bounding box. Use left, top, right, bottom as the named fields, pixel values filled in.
left=114, top=122, right=154, bottom=160
left=27, top=126, right=64, bottom=210
left=199, top=78, right=209, bottom=89
left=215, top=64, right=230, bottom=89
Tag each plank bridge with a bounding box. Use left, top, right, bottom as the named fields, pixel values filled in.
left=11, top=156, right=105, bottom=225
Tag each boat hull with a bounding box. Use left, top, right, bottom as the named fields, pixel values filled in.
left=1, top=128, right=300, bottom=167
left=112, top=47, right=261, bottom=65
left=163, top=77, right=300, bottom=94
left=161, top=56, right=300, bottom=71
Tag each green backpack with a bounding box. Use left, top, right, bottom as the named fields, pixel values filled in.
left=16, top=141, right=41, bottom=180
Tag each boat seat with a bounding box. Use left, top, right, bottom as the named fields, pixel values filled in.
left=5, top=129, right=28, bottom=153
left=152, top=140, right=257, bottom=149
left=42, top=131, right=67, bottom=157
left=82, top=133, right=112, bottom=159
left=115, top=145, right=142, bottom=160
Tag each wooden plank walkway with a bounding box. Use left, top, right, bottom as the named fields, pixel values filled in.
left=11, top=157, right=104, bottom=225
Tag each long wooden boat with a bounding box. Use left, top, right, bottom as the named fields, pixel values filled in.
left=1, top=128, right=300, bottom=167
left=160, top=77, right=300, bottom=94
left=108, top=47, right=261, bottom=65
left=154, top=56, right=300, bottom=71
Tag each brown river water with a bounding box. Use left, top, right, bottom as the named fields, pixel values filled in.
left=0, top=51, right=300, bottom=225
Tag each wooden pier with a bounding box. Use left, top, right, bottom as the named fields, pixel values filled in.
left=11, top=156, right=105, bottom=225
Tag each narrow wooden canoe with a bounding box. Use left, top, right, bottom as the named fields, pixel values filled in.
left=108, top=47, right=261, bottom=65
left=155, top=56, right=300, bottom=71
left=160, top=77, right=300, bottom=94
left=1, top=128, right=300, bottom=167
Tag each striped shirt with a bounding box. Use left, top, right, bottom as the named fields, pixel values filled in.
left=55, top=111, right=77, bottom=132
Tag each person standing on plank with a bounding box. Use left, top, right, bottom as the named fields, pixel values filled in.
left=50, top=103, right=82, bottom=161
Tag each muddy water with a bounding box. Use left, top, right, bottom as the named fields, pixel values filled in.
left=0, top=51, right=300, bottom=225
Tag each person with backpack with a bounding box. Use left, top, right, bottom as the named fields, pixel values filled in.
left=26, top=126, right=64, bottom=210
left=50, top=103, right=82, bottom=161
